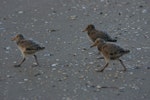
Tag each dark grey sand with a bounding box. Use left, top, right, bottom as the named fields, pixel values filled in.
left=0, top=0, right=150, bottom=100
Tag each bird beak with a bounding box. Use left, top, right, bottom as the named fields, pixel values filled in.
left=90, top=42, right=97, bottom=48
left=11, top=37, right=15, bottom=41
left=82, top=29, right=87, bottom=32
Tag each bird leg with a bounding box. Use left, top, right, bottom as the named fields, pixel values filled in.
left=96, top=62, right=109, bottom=72
left=33, top=55, right=39, bottom=66
left=118, top=59, right=127, bottom=71
left=14, top=58, right=26, bottom=67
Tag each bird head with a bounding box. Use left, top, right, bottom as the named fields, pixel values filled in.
left=82, top=24, right=95, bottom=32
left=11, top=34, right=24, bottom=41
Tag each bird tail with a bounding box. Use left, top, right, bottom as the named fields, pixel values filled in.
left=109, top=39, right=117, bottom=42
left=39, top=47, right=45, bottom=50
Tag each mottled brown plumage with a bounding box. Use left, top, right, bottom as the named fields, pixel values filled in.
left=91, top=38, right=130, bottom=72
left=12, top=34, right=45, bottom=67
left=83, top=24, right=117, bottom=42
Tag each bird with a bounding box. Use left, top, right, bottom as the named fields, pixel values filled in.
left=90, top=38, right=130, bottom=72
left=83, top=24, right=117, bottom=42
left=11, top=34, right=45, bottom=67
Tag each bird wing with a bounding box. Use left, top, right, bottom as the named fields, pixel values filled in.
left=19, top=40, right=42, bottom=52
left=96, top=30, right=112, bottom=40
left=102, top=44, right=124, bottom=59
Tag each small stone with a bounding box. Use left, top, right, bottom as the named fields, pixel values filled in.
left=79, top=75, right=84, bottom=79
left=56, top=59, right=59, bottom=61
left=18, top=11, right=23, bottom=14
left=82, top=6, right=86, bottom=9
left=96, top=85, right=101, bottom=89
left=45, top=41, right=48, bottom=43
left=5, top=47, right=10, bottom=50
left=88, top=52, right=93, bottom=55
left=70, top=15, right=78, bottom=20
left=131, top=84, right=139, bottom=90
left=34, top=73, right=41, bottom=77
left=49, top=29, right=57, bottom=32
left=119, top=87, right=125, bottom=92
left=63, top=77, right=68, bottom=80
left=51, top=63, right=58, bottom=67
left=129, top=72, right=133, bottom=75
left=45, top=21, right=48, bottom=24
left=13, top=61, right=17, bottom=64
left=27, top=88, right=33, bottom=91
left=18, top=82, right=24, bottom=84
left=136, top=48, right=141, bottom=50
left=82, top=48, right=87, bottom=51
left=37, top=78, right=41, bottom=81
left=119, top=87, right=125, bottom=90
left=142, top=9, right=147, bottom=13
left=73, top=53, right=77, bottom=56
left=6, top=75, right=11, bottom=78
left=24, top=79, right=28, bottom=81
left=45, top=76, right=48, bottom=79
left=89, top=62, right=94, bottom=64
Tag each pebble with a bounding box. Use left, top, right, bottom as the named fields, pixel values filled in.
left=70, top=15, right=78, bottom=20
left=82, top=6, right=86, bottom=9
left=136, top=48, right=141, bottom=50
left=44, top=53, right=53, bottom=57
left=38, top=78, right=41, bottom=81
left=18, top=11, right=24, bottom=14
left=5, top=47, right=11, bottom=50
left=56, top=59, right=59, bottom=61
left=79, top=75, right=85, bottom=79
left=119, top=87, right=125, bottom=90
left=96, top=85, right=101, bottom=89
left=6, top=75, right=11, bottom=78
left=24, top=79, right=28, bottom=82
left=131, top=84, right=139, bottom=90
left=18, top=82, right=24, bottom=84
left=142, top=9, right=147, bottom=13
left=129, top=72, right=133, bottom=75
left=51, top=63, right=58, bottom=67
left=88, top=52, right=93, bottom=55
left=26, top=88, right=33, bottom=91
left=89, top=62, right=94, bottom=64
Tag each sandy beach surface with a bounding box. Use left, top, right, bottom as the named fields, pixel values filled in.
left=0, top=0, right=150, bottom=100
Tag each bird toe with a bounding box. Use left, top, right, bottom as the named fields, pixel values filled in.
left=14, top=64, right=21, bottom=67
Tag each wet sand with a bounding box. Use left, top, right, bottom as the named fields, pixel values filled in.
left=0, top=0, right=150, bottom=100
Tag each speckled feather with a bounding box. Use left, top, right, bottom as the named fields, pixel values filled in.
left=91, top=38, right=130, bottom=72
left=102, top=43, right=130, bottom=60
left=17, top=40, right=45, bottom=55
left=12, top=34, right=45, bottom=67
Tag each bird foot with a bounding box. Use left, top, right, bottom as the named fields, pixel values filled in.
left=95, top=69, right=104, bottom=72
left=32, top=63, right=39, bottom=67
left=14, top=64, right=21, bottom=67
left=120, top=69, right=127, bottom=72
left=96, top=57, right=104, bottom=59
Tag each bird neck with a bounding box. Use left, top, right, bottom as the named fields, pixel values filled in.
left=16, top=38, right=24, bottom=45
left=97, top=42, right=105, bottom=51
